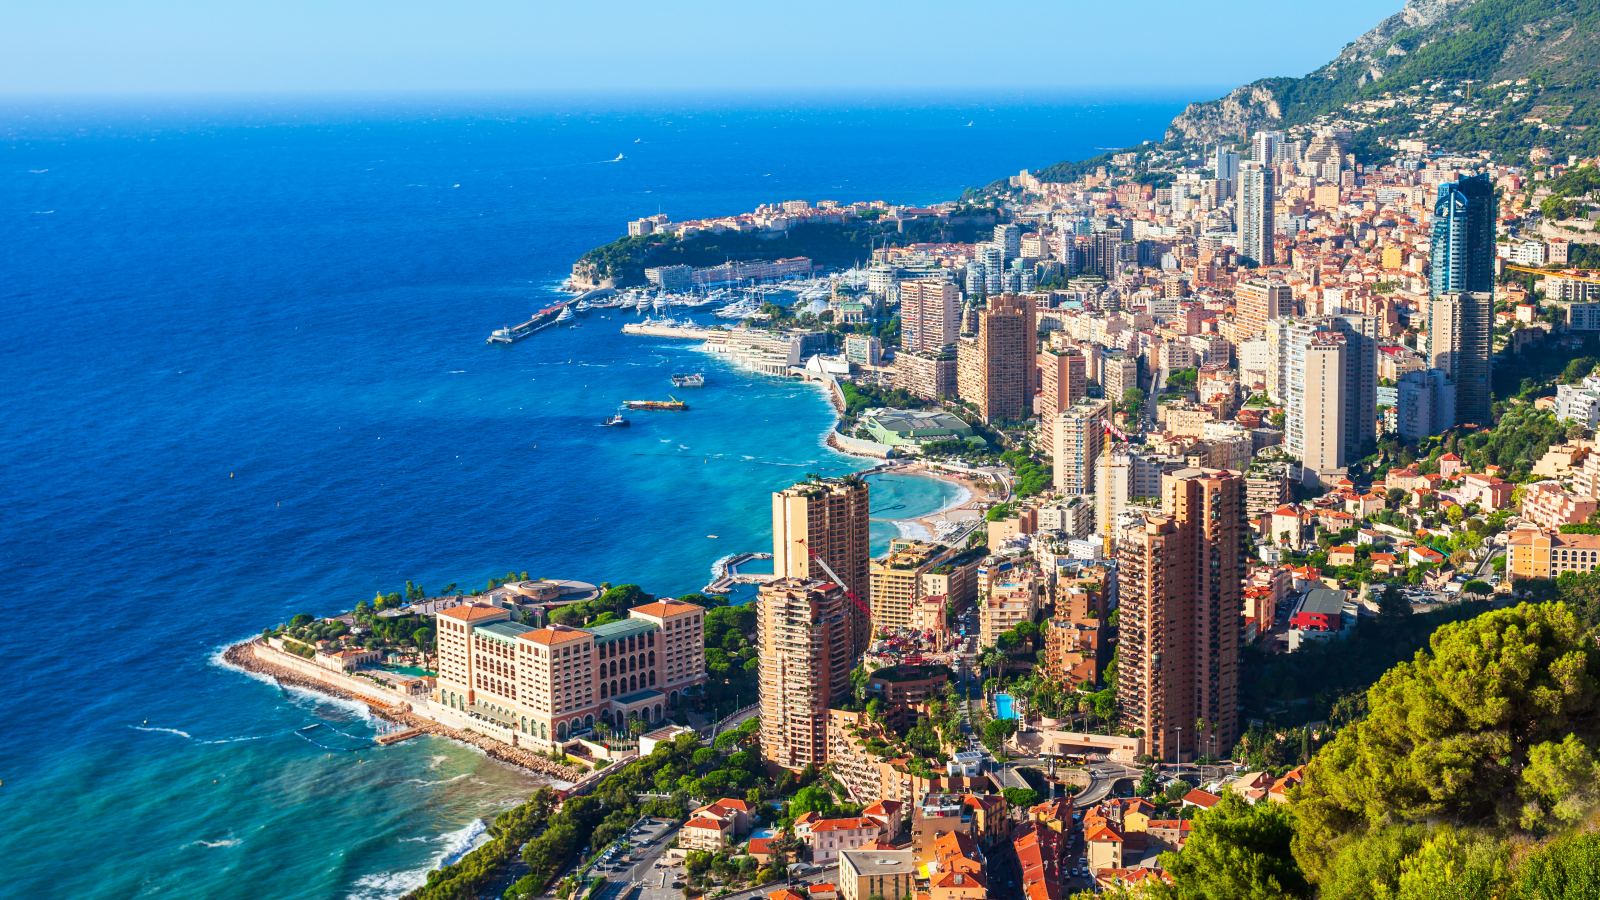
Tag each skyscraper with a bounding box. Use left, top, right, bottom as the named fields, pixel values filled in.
left=1053, top=399, right=1109, bottom=495
left=1428, top=174, right=1497, bottom=425
left=1426, top=291, right=1495, bottom=425
left=1430, top=174, right=1497, bottom=296
left=1237, top=161, right=1275, bottom=266
left=772, top=476, right=871, bottom=651
left=956, top=294, right=1037, bottom=422
left=1117, top=468, right=1244, bottom=762
left=899, top=278, right=960, bottom=354
left=757, top=578, right=854, bottom=770
left=1214, top=146, right=1239, bottom=193
left=1251, top=130, right=1283, bottom=164
left=993, top=223, right=1021, bottom=260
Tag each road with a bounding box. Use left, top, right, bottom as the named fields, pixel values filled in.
left=589, top=818, right=679, bottom=900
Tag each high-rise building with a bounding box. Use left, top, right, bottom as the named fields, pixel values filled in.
left=893, top=347, right=958, bottom=400
left=1282, top=324, right=1350, bottom=484
left=757, top=579, right=855, bottom=770
left=1214, top=147, right=1240, bottom=192
left=1053, top=399, right=1109, bottom=495
left=981, top=244, right=1004, bottom=296
left=1430, top=174, right=1497, bottom=297
left=1251, top=131, right=1283, bottom=164
left=993, top=223, right=1022, bottom=260
left=1237, top=161, right=1275, bottom=266
left=1036, top=346, right=1087, bottom=419
left=1428, top=174, right=1496, bottom=425
left=773, top=477, right=871, bottom=652
left=1100, top=351, right=1139, bottom=404
left=1096, top=445, right=1182, bottom=555
left=1396, top=367, right=1457, bottom=443
left=1426, top=292, right=1495, bottom=425
left=900, top=279, right=960, bottom=354
left=1117, top=468, right=1244, bottom=762
left=956, top=294, right=1037, bottom=423
left=1234, top=280, right=1291, bottom=340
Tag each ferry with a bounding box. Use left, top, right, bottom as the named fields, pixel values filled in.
left=486, top=302, right=568, bottom=344
left=670, top=372, right=706, bottom=388
left=623, top=397, right=689, bottom=411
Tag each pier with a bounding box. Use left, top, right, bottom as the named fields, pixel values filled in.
left=704, top=552, right=775, bottom=594
left=375, top=727, right=425, bottom=746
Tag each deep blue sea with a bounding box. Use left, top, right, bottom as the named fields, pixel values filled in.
left=0, top=92, right=1188, bottom=898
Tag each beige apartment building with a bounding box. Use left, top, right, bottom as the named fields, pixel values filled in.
left=976, top=557, right=1042, bottom=648
left=1036, top=346, right=1087, bottom=419
left=1053, top=399, right=1110, bottom=495
left=433, top=599, right=705, bottom=749
left=894, top=348, right=958, bottom=400
left=957, top=294, right=1037, bottom=423
left=1234, top=281, right=1292, bottom=339
left=1508, top=526, right=1600, bottom=581
left=757, top=578, right=856, bottom=770
left=870, top=539, right=961, bottom=635
left=1116, top=468, right=1244, bottom=762
left=773, top=476, right=871, bottom=653
left=901, top=278, right=961, bottom=354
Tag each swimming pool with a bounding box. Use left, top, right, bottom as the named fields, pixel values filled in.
left=995, top=693, right=1017, bottom=720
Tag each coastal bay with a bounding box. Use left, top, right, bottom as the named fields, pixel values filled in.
left=0, top=94, right=1186, bottom=898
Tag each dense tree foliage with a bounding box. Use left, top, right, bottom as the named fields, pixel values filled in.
left=1150, top=795, right=1310, bottom=899
left=1293, top=602, right=1600, bottom=881
left=577, top=217, right=996, bottom=286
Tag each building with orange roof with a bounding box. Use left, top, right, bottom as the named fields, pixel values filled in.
left=807, top=816, right=888, bottom=864
left=432, top=598, right=705, bottom=751
left=680, top=797, right=752, bottom=851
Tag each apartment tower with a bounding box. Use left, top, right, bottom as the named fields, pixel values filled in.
left=757, top=578, right=854, bottom=770
left=1116, top=468, right=1244, bottom=762
left=1036, top=346, right=1088, bottom=420
left=1237, top=160, right=1275, bottom=266
left=773, top=476, right=871, bottom=652
left=956, top=294, right=1037, bottom=423
left=900, top=279, right=960, bottom=354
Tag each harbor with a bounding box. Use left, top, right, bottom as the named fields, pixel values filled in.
left=703, top=551, right=776, bottom=594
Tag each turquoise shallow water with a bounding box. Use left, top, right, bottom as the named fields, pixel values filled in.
left=0, top=93, right=1187, bottom=897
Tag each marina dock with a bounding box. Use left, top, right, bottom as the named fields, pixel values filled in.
left=375, top=727, right=425, bottom=746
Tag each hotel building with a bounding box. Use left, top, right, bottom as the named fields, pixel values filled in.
left=433, top=599, right=705, bottom=749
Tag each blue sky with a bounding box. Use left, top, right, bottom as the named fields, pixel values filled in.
left=3, top=0, right=1405, bottom=95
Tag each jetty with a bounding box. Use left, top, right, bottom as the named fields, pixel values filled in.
left=375, top=727, right=425, bottom=746
left=704, top=552, right=776, bottom=594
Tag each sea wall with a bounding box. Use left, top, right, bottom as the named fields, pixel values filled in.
left=224, top=640, right=587, bottom=783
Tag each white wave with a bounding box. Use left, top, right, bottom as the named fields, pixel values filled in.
left=28, top=168, right=48, bottom=174
left=427, top=754, right=448, bottom=770
left=189, top=837, right=242, bottom=849
left=32, top=209, right=55, bottom=215
left=131, top=725, right=192, bottom=740
left=281, top=682, right=374, bottom=722
left=347, top=819, right=489, bottom=900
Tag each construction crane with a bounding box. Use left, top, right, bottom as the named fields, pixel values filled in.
left=802, top=544, right=872, bottom=623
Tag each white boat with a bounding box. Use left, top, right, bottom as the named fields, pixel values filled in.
left=555, top=306, right=576, bottom=325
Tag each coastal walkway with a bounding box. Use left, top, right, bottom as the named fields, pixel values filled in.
left=703, top=552, right=774, bottom=594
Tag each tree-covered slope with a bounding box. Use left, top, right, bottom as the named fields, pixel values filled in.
left=1165, top=0, right=1600, bottom=158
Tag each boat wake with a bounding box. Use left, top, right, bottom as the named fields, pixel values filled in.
left=189, top=837, right=242, bottom=849
left=130, top=725, right=192, bottom=740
